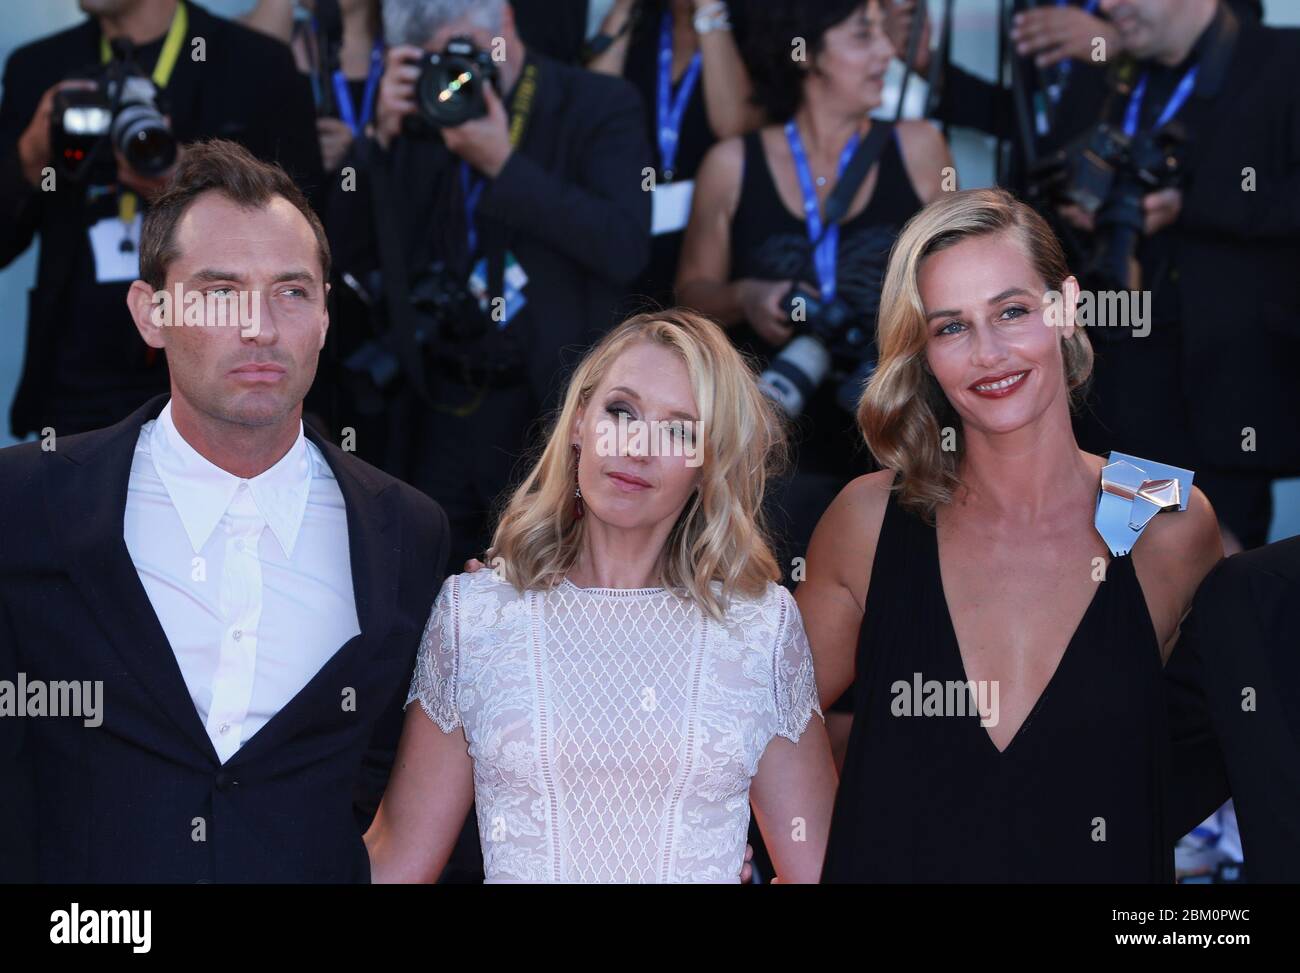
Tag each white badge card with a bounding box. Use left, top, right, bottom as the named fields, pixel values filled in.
left=88, top=214, right=143, bottom=283
left=652, top=179, right=695, bottom=237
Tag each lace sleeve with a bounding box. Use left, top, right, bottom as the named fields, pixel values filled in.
left=773, top=586, right=823, bottom=743
left=404, top=575, right=462, bottom=733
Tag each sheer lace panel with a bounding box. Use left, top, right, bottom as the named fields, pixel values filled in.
left=404, top=571, right=823, bottom=882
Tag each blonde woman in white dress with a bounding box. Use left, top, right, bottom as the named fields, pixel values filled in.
left=365, top=308, right=836, bottom=883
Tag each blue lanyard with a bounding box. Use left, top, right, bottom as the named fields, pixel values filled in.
left=1050, top=0, right=1101, bottom=100
left=784, top=121, right=861, bottom=303
left=657, top=12, right=702, bottom=179
left=332, top=42, right=384, bottom=136
left=460, top=163, right=486, bottom=255
left=1124, top=62, right=1199, bottom=137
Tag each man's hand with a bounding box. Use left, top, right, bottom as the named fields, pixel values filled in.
left=440, top=82, right=513, bottom=179
left=1143, top=187, right=1182, bottom=236
left=17, top=79, right=96, bottom=187
left=1057, top=202, right=1096, bottom=233
left=375, top=44, right=422, bottom=150
left=1011, top=6, right=1123, bottom=68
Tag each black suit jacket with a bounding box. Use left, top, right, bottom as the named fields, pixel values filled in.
left=0, top=395, right=448, bottom=883
left=1155, top=11, right=1300, bottom=474
left=1165, top=536, right=1300, bottom=882
left=329, top=50, right=652, bottom=410
left=0, top=2, right=323, bottom=438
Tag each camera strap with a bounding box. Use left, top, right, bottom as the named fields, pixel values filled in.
left=786, top=119, right=893, bottom=302
left=460, top=61, right=541, bottom=250
left=99, top=0, right=188, bottom=239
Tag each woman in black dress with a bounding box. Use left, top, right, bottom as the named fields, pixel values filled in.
left=798, top=188, right=1223, bottom=882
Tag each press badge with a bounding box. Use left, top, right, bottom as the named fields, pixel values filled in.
left=652, top=179, right=694, bottom=236
left=88, top=213, right=143, bottom=282
left=469, top=252, right=529, bottom=328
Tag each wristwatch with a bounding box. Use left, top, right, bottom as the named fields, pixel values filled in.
left=693, top=2, right=732, bottom=34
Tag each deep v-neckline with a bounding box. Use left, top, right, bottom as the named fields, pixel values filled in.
left=930, top=521, right=1113, bottom=756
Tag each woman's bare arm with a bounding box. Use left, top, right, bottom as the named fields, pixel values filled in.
left=795, top=470, right=894, bottom=710
left=749, top=717, right=838, bottom=883
left=363, top=706, right=476, bottom=883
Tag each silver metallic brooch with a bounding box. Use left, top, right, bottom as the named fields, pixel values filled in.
left=1094, top=451, right=1195, bottom=557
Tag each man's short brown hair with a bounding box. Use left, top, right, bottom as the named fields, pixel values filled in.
left=139, top=139, right=330, bottom=290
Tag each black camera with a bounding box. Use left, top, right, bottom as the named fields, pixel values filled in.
left=414, top=37, right=499, bottom=129
left=409, top=259, right=494, bottom=346
left=50, top=40, right=177, bottom=183
left=759, top=284, right=877, bottom=417
left=1031, top=121, right=1186, bottom=293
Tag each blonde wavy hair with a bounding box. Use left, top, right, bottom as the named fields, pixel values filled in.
left=489, top=308, right=788, bottom=620
left=859, top=187, right=1094, bottom=518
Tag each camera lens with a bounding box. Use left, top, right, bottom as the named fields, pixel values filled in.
left=112, top=103, right=177, bottom=177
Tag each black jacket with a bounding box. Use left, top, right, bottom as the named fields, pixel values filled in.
left=1165, top=536, right=1300, bottom=882
left=0, top=395, right=448, bottom=883
left=1122, top=7, right=1300, bottom=475
left=329, top=50, right=652, bottom=409
left=0, top=2, right=323, bottom=438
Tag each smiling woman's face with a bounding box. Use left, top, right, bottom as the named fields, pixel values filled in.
left=918, top=230, right=1076, bottom=439
left=572, top=341, right=704, bottom=532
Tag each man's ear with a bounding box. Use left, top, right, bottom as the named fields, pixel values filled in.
left=319, top=281, right=331, bottom=350
left=127, top=279, right=166, bottom=350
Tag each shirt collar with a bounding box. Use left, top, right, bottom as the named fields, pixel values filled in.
left=149, top=400, right=315, bottom=557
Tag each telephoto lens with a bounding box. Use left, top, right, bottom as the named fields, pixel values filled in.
left=111, top=76, right=177, bottom=177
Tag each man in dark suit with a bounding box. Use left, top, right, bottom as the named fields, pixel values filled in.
left=1071, top=0, right=1300, bottom=550
left=0, top=0, right=322, bottom=440
left=329, top=0, right=652, bottom=572
left=1166, top=536, right=1300, bottom=882
left=0, top=138, right=448, bottom=883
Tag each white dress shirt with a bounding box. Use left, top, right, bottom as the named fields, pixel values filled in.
left=124, top=401, right=360, bottom=763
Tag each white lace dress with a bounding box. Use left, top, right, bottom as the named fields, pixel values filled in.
left=405, top=570, right=822, bottom=883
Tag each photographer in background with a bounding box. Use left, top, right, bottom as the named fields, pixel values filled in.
left=1057, top=0, right=1300, bottom=552
left=329, top=0, right=651, bottom=577
left=0, top=0, right=322, bottom=439
left=588, top=0, right=762, bottom=307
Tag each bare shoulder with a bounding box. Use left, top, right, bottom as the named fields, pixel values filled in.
left=805, top=469, right=896, bottom=609
left=894, top=120, right=951, bottom=203
left=691, top=135, right=747, bottom=220
left=1131, top=485, right=1224, bottom=652
left=1133, top=484, right=1224, bottom=587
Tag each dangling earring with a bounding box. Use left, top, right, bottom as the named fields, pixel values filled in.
left=572, top=443, right=584, bottom=520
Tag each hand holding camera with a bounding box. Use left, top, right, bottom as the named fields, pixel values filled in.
left=374, top=38, right=512, bottom=177
left=17, top=79, right=96, bottom=188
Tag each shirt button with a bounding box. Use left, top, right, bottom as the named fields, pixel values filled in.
left=219, top=722, right=230, bottom=735
left=232, top=629, right=242, bottom=641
